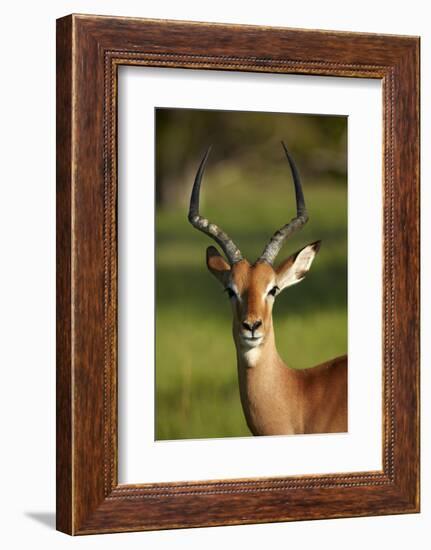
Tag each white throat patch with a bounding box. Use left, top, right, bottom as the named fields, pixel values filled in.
left=242, top=346, right=262, bottom=368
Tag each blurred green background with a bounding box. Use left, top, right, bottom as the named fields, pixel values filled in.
left=155, top=108, right=347, bottom=440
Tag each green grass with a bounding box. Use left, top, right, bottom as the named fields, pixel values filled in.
left=155, top=171, right=347, bottom=440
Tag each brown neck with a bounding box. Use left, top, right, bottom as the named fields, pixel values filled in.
left=233, top=320, right=303, bottom=435
left=232, top=319, right=348, bottom=436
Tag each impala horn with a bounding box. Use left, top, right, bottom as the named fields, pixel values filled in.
left=188, top=146, right=243, bottom=264
left=258, top=141, right=309, bottom=265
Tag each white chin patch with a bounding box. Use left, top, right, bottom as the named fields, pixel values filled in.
left=241, top=335, right=262, bottom=347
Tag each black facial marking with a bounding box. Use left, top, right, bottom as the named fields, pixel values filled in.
left=268, top=286, right=279, bottom=297
left=225, top=287, right=237, bottom=299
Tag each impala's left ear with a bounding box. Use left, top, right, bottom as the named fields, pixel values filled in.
left=275, top=241, right=321, bottom=291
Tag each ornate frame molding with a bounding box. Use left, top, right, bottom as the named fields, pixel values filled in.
left=57, top=14, right=419, bottom=534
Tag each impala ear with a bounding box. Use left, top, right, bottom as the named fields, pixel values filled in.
left=276, top=241, right=321, bottom=291
left=206, top=246, right=231, bottom=286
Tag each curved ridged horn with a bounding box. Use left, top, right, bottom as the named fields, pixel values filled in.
left=258, top=141, right=309, bottom=265
left=188, top=146, right=243, bottom=264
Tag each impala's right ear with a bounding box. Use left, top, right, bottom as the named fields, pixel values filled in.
left=206, top=246, right=231, bottom=286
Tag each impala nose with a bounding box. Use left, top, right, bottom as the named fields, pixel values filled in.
left=242, top=320, right=262, bottom=332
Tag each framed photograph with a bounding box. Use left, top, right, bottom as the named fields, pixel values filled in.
left=56, top=14, right=420, bottom=534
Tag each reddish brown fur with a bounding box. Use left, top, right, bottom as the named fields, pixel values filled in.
left=207, top=250, right=348, bottom=436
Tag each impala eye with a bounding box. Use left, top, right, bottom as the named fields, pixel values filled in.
left=225, top=287, right=237, bottom=299
left=268, top=286, right=279, bottom=297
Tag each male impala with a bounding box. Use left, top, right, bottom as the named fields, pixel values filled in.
left=188, top=142, right=347, bottom=436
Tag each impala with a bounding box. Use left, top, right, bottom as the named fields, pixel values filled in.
left=188, top=142, right=347, bottom=436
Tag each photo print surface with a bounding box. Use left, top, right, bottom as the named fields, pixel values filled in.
left=155, top=107, right=347, bottom=441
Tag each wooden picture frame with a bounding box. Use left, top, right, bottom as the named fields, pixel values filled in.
left=56, top=14, right=420, bottom=535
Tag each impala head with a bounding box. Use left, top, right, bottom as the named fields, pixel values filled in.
left=188, top=142, right=321, bottom=351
